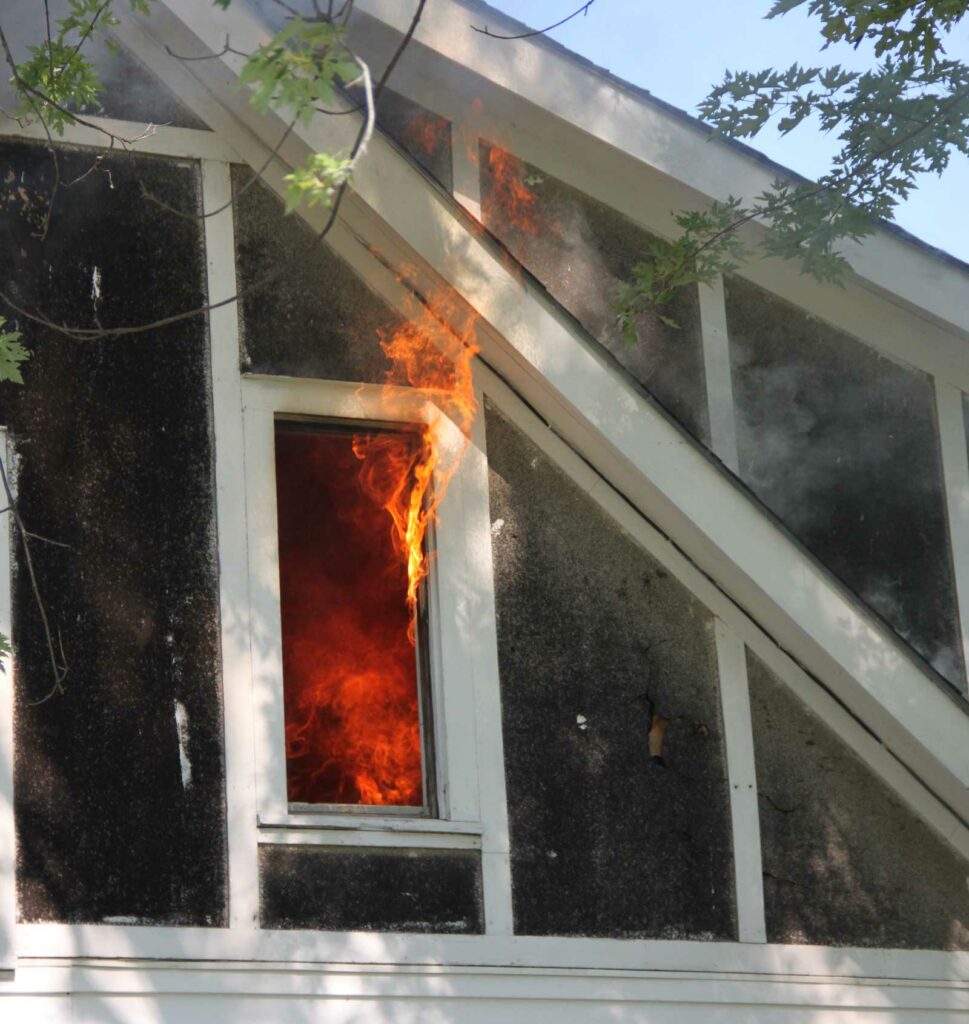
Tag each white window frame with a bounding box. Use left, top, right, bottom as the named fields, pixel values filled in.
left=240, top=373, right=489, bottom=840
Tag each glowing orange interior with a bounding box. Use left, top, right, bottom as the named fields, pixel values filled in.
left=275, top=423, right=425, bottom=807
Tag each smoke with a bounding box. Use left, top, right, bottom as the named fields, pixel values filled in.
left=726, top=276, right=963, bottom=687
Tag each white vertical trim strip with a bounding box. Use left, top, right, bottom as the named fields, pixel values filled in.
left=202, top=160, right=260, bottom=929
left=0, top=429, right=15, bottom=974
left=714, top=620, right=767, bottom=944
left=936, top=379, right=969, bottom=692
left=698, top=276, right=739, bottom=473
left=466, top=379, right=513, bottom=935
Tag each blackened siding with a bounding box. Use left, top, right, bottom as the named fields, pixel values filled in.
left=0, top=141, right=227, bottom=924
left=231, top=167, right=402, bottom=384
left=260, top=846, right=484, bottom=933
left=748, top=650, right=969, bottom=950
left=485, top=401, right=735, bottom=940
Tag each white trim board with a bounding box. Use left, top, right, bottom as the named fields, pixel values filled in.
left=12, top=923, right=969, bottom=983
left=474, top=362, right=969, bottom=865
left=1, top=960, right=969, bottom=1021
left=201, top=159, right=260, bottom=931
left=0, top=429, right=15, bottom=979
left=0, top=115, right=238, bottom=162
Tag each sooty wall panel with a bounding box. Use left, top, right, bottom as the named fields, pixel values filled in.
left=232, top=168, right=402, bottom=384
left=748, top=650, right=969, bottom=950
left=726, top=275, right=963, bottom=690
left=1, top=140, right=226, bottom=924
left=485, top=401, right=734, bottom=940
left=260, top=845, right=484, bottom=933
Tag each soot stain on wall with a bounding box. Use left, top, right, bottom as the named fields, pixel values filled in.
left=1, top=140, right=227, bottom=924
left=748, top=650, right=969, bottom=950
left=726, top=275, right=964, bottom=691
left=485, top=401, right=734, bottom=940
left=479, top=144, right=709, bottom=443
left=259, top=845, right=484, bottom=933
left=232, top=167, right=402, bottom=383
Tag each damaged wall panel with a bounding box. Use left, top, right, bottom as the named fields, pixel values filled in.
left=231, top=168, right=404, bottom=383
left=479, top=145, right=710, bottom=443
left=1, top=140, right=226, bottom=924
left=726, top=275, right=964, bottom=691
left=485, top=401, right=734, bottom=940
left=259, top=845, right=484, bottom=933
left=747, top=650, right=969, bottom=949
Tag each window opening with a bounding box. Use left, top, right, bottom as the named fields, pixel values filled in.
left=274, top=417, right=435, bottom=813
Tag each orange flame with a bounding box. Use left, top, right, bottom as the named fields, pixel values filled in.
left=355, top=281, right=480, bottom=635
left=276, top=426, right=425, bottom=806
left=400, top=110, right=450, bottom=158
left=481, top=145, right=553, bottom=251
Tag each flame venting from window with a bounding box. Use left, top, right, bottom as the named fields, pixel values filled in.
left=358, top=285, right=480, bottom=635
left=276, top=284, right=479, bottom=808
left=481, top=145, right=553, bottom=254
left=400, top=110, right=450, bottom=159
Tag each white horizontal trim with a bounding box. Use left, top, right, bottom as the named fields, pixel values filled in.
left=13, top=924, right=969, bottom=985
left=258, top=828, right=481, bottom=850
left=0, top=963, right=968, bottom=1020
left=0, top=114, right=237, bottom=161
left=258, top=812, right=483, bottom=836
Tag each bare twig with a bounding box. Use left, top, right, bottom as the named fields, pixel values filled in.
left=471, top=0, right=595, bottom=40
left=373, top=0, right=425, bottom=101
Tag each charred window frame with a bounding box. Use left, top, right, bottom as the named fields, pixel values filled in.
left=240, top=376, right=486, bottom=840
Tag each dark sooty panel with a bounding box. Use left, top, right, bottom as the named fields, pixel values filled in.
left=260, top=845, right=484, bottom=933
left=1, top=140, right=226, bottom=924
left=479, top=144, right=709, bottom=443
left=726, top=276, right=964, bottom=691
left=376, top=88, right=453, bottom=192
left=231, top=167, right=401, bottom=383
left=748, top=651, right=969, bottom=949
left=485, top=401, right=734, bottom=940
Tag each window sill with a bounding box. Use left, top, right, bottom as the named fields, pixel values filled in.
left=257, top=814, right=484, bottom=850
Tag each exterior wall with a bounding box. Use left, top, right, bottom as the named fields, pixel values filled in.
left=0, top=1, right=968, bottom=1016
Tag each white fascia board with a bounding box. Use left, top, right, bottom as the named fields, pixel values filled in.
left=354, top=0, right=969, bottom=344
left=139, top=0, right=969, bottom=808
left=14, top=922, right=969, bottom=983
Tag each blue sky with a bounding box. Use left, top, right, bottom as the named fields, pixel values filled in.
left=484, top=0, right=969, bottom=263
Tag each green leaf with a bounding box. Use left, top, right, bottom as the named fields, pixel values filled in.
left=0, top=319, right=29, bottom=385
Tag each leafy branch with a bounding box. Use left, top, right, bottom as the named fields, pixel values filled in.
left=619, top=0, right=969, bottom=325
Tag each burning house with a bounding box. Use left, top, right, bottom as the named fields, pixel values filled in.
left=0, top=0, right=967, bottom=1020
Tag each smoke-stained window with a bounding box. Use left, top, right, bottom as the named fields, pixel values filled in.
left=479, top=143, right=710, bottom=443
left=726, top=276, right=964, bottom=691
left=274, top=419, right=434, bottom=811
